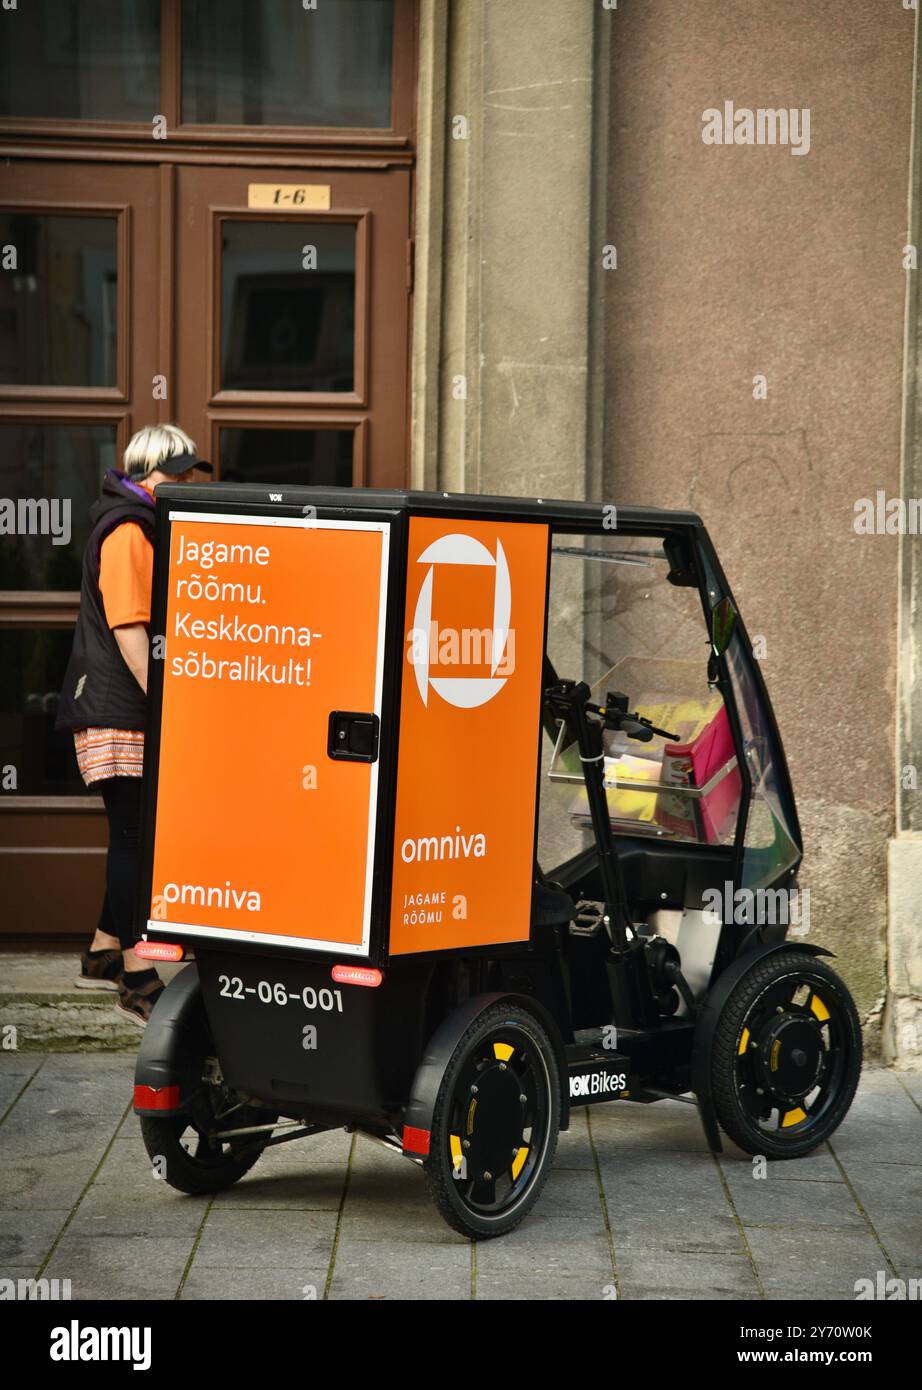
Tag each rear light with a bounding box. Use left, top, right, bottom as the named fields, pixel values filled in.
left=402, top=1125, right=431, bottom=1156
left=134, top=1083, right=180, bottom=1111
left=331, top=964, right=382, bottom=987
left=136, top=940, right=184, bottom=962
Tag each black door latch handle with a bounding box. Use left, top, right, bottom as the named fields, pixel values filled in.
left=327, top=711, right=380, bottom=762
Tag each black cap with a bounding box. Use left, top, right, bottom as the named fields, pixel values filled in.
left=157, top=452, right=213, bottom=477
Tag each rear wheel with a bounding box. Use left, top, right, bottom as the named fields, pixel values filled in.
left=710, top=951, right=861, bottom=1159
left=424, top=1002, right=560, bottom=1238
left=139, top=1059, right=278, bottom=1196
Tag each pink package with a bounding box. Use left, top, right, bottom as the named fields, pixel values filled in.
left=663, top=704, right=741, bottom=843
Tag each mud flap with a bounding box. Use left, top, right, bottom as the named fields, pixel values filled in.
left=133, top=964, right=209, bottom=1117
left=401, top=992, right=570, bottom=1158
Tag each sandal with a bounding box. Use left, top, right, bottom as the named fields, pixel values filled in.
left=115, top=974, right=165, bottom=1027
left=74, top=947, right=124, bottom=992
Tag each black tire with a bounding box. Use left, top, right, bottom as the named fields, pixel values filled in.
left=424, top=1002, right=560, bottom=1238
left=139, top=1063, right=278, bottom=1196
left=710, top=950, right=862, bottom=1159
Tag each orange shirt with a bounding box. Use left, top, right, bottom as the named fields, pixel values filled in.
left=98, top=485, right=155, bottom=629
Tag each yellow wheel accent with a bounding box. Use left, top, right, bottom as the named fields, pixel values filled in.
left=738, top=1027, right=750, bottom=1056
left=466, top=1099, right=477, bottom=1134
left=493, top=1042, right=515, bottom=1062
left=781, top=1107, right=807, bottom=1128
left=511, top=1146, right=528, bottom=1181
left=450, top=1134, right=463, bottom=1172
left=811, top=995, right=830, bottom=1022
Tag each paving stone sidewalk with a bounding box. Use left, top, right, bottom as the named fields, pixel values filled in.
left=1, top=1053, right=920, bottom=1300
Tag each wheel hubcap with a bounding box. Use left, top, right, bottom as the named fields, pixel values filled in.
left=755, top=1014, right=824, bottom=1102
left=462, top=1062, right=525, bottom=1177
left=447, top=1029, right=550, bottom=1216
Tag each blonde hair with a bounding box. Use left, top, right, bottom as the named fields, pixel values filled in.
left=123, top=424, right=198, bottom=480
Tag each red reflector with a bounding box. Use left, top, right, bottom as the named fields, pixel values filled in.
left=134, top=1084, right=180, bottom=1111
left=331, top=964, right=382, bottom=988
left=402, top=1125, right=431, bottom=1156
left=136, top=940, right=184, bottom=962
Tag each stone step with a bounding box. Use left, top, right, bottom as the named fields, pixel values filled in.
left=0, top=953, right=185, bottom=1053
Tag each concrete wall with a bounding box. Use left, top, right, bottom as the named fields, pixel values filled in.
left=602, top=0, right=914, bottom=1034
left=413, top=0, right=602, bottom=498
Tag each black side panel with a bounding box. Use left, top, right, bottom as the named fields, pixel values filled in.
left=195, top=948, right=434, bottom=1127
left=554, top=841, right=735, bottom=913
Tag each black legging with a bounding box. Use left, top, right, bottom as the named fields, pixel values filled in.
left=96, top=776, right=143, bottom=951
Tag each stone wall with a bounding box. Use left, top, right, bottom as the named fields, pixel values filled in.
left=602, top=0, right=914, bottom=1045
left=412, top=0, right=920, bottom=1059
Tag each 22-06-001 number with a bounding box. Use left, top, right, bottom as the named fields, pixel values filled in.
left=218, top=975, right=344, bottom=1012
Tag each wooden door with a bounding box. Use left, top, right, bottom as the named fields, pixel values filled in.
left=0, top=161, right=162, bottom=943
left=0, top=0, right=417, bottom=944
left=173, top=165, right=412, bottom=488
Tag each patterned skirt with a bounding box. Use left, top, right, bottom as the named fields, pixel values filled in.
left=74, top=728, right=145, bottom=786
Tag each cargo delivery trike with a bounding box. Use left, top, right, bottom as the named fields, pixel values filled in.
left=133, top=485, right=861, bottom=1237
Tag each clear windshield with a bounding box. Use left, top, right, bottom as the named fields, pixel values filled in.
left=540, top=533, right=742, bottom=869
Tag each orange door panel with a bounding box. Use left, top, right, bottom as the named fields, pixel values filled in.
left=389, top=517, right=549, bottom=954
left=149, top=513, right=388, bottom=954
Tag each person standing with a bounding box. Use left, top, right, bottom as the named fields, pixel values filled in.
left=56, top=425, right=211, bottom=1025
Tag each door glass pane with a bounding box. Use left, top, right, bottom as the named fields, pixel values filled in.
left=0, top=422, right=117, bottom=591
left=221, top=221, right=356, bottom=393
left=219, top=428, right=353, bottom=487
left=0, top=0, right=160, bottom=122
left=0, top=213, right=118, bottom=387
left=0, top=628, right=84, bottom=795
left=183, top=0, right=394, bottom=128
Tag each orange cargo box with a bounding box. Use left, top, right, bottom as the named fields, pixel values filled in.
left=140, top=488, right=549, bottom=962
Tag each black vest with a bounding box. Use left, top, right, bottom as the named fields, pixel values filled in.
left=56, top=472, right=156, bottom=733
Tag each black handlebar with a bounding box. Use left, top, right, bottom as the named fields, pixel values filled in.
left=591, top=691, right=681, bottom=743
left=545, top=681, right=681, bottom=744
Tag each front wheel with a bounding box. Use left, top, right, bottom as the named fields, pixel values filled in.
left=710, top=950, right=862, bottom=1159
left=424, top=1002, right=560, bottom=1238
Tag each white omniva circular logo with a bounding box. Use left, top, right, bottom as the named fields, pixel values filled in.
left=409, top=533, right=511, bottom=709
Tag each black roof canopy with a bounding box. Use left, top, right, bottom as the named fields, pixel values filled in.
left=153, top=483, right=704, bottom=532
